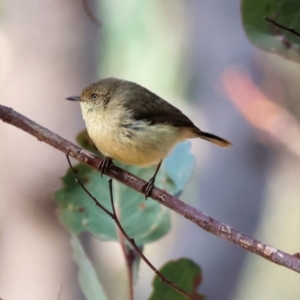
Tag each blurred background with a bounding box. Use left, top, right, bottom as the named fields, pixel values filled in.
left=1, top=0, right=300, bottom=299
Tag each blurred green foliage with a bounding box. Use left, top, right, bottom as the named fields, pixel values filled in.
left=71, top=234, right=108, bottom=300
left=149, top=258, right=204, bottom=300
left=242, top=0, right=300, bottom=62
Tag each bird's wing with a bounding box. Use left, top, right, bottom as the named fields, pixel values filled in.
left=119, top=83, right=199, bottom=131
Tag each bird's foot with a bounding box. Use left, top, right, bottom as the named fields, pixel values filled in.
left=142, top=160, right=163, bottom=199
left=98, top=157, right=113, bottom=177
left=143, top=177, right=156, bottom=199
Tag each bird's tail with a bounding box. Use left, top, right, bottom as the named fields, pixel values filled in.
left=198, top=131, right=232, bottom=148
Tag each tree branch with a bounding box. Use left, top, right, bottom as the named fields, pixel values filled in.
left=1, top=104, right=300, bottom=273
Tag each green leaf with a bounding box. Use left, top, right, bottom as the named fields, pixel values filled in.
left=241, top=0, right=300, bottom=62
left=55, top=164, right=116, bottom=239
left=148, top=258, right=204, bottom=300
left=55, top=162, right=172, bottom=244
left=71, top=234, right=107, bottom=300
left=163, top=141, right=195, bottom=196
left=55, top=130, right=195, bottom=245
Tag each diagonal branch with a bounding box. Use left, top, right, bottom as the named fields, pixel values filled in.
left=1, top=104, right=300, bottom=273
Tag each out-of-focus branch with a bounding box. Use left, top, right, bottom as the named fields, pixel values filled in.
left=81, top=0, right=102, bottom=28
left=222, top=67, right=300, bottom=157
left=1, top=104, right=300, bottom=273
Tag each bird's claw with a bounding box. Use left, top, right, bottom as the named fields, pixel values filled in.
left=143, top=177, right=155, bottom=199
left=98, top=157, right=113, bottom=177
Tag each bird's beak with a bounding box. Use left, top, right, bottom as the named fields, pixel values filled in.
left=65, top=96, right=84, bottom=102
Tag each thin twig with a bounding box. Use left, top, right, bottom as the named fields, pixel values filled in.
left=1, top=104, right=300, bottom=273
left=67, top=156, right=197, bottom=299
left=107, top=179, right=198, bottom=300
left=67, top=155, right=136, bottom=299
left=66, top=155, right=111, bottom=215
left=67, top=156, right=135, bottom=299
left=124, top=245, right=135, bottom=300
left=264, top=17, right=300, bottom=38
left=119, top=228, right=135, bottom=300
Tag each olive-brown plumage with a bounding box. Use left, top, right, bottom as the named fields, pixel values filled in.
left=66, top=78, right=231, bottom=195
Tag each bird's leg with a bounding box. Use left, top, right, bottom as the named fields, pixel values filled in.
left=143, top=160, right=163, bottom=198
left=98, top=157, right=113, bottom=177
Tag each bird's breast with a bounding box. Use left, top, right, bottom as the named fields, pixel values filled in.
left=81, top=108, right=183, bottom=166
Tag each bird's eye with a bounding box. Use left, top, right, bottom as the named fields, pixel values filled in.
left=91, top=94, right=98, bottom=100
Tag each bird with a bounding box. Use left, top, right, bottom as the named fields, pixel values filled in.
left=66, top=78, right=232, bottom=197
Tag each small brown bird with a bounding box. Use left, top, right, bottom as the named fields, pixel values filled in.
left=66, top=78, right=231, bottom=196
